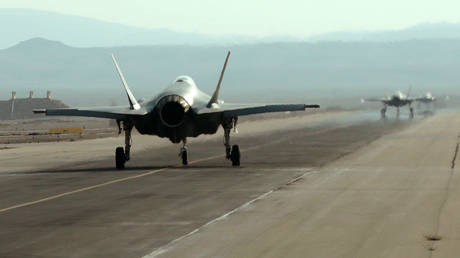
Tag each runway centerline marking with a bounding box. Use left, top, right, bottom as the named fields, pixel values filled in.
left=0, top=124, right=345, bottom=214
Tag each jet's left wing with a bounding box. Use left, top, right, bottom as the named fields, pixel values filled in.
left=33, top=106, right=148, bottom=120
left=361, top=98, right=387, bottom=103
left=196, top=103, right=319, bottom=118
left=34, top=54, right=148, bottom=120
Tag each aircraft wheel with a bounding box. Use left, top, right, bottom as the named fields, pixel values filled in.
left=115, top=147, right=126, bottom=169
left=181, top=149, right=188, bottom=165
left=231, top=145, right=240, bottom=166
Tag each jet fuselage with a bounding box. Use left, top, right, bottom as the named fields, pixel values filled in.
left=130, top=76, right=223, bottom=143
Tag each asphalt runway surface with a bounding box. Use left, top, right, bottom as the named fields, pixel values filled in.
left=0, top=111, right=452, bottom=258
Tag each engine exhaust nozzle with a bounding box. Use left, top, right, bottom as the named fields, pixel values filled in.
left=157, top=95, right=191, bottom=127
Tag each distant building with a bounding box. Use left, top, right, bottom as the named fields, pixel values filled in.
left=0, top=91, right=67, bottom=120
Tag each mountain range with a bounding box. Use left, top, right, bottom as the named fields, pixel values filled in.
left=1, top=8, right=460, bottom=107
left=1, top=37, right=459, bottom=106
left=0, top=8, right=229, bottom=49
left=3, top=8, right=460, bottom=49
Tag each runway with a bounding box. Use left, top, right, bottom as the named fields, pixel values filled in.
left=152, top=111, right=460, bottom=258
left=0, top=111, right=454, bottom=258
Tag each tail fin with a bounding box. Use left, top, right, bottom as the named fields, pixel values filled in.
left=207, top=51, right=231, bottom=108
left=406, top=85, right=412, bottom=99
left=111, top=54, right=141, bottom=110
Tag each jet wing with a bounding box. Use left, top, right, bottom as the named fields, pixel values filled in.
left=33, top=106, right=148, bottom=120
left=196, top=103, right=319, bottom=118
left=361, top=98, right=387, bottom=102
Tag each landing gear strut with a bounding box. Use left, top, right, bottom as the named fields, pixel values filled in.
left=396, top=107, right=400, bottom=119
left=409, top=106, right=414, bottom=119
left=180, top=139, right=188, bottom=165
left=223, top=117, right=240, bottom=166
left=115, top=120, right=133, bottom=169
left=381, top=105, right=387, bottom=119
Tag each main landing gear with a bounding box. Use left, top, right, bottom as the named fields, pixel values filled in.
left=223, top=117, right=240, bottom=166
left=380, top=105, right=414, bottom=120
left=381, top=105, right=387, bottom=119
left=115, top=120, right=133, bottom=169
left=409, top=107, right=414, bottom=119
left=178, top=117, right=240, bottom=167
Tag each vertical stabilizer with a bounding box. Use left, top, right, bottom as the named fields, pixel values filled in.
left=207, top=51, right=231, bottom=108
left=111, top=54, right=141, bottom=110
left=406, top=85, right=413, bottom=99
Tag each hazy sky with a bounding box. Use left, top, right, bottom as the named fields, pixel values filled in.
left=1, top=0, right=460, bottom=37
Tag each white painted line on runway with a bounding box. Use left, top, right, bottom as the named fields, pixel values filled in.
left=0, top=125, right=343, bottom=214
left=0, top=167, right=168, bottom=213
left=0, top=145, right=264, bottom=214
left=143, top=168, right=318, bottom=258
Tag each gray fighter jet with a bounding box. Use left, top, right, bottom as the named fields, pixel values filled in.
left=361, top=89, right=415, bottom=119
left=34, top=52, right=319, bottom=168
left=415, top=92, right=439, bottom=112
left=416, top=92, right=436, bottom=104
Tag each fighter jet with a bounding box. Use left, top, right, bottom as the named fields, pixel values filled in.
left=361, top=89, right=415, bottom=119
left=415, top=92, right=436, bottom=109
left=34, top=52, right=319, bottom=169
left=416, top=92, right=436, bottom=104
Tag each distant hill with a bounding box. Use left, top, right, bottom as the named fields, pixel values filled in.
left=0, top=8, right=230, bottom=49
left=309, top=23, right=460, bottom=42
left=1, top=38, right=460, bottom=107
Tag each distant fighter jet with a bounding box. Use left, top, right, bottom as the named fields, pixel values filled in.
left=361, top=89, right=415, bottom=119
left=34, top=52, right=319, bottom=168
left=415, top=92, right=436, bottom=110
left=416, top=92, right=436, bottom=104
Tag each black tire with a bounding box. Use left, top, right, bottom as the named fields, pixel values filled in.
left=182, top=150, right=188, bottom=165
left=231, top=145, right=240, bottom=166
left=115, top=147, right=126, bottom=169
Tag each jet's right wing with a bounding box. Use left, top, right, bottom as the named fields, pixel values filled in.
left=199, top=51, right=319, bottom=117
left=33, top=105, right=148, bottom=120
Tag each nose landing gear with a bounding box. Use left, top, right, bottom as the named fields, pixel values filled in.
left=179, top=139, right=188, bottom=165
